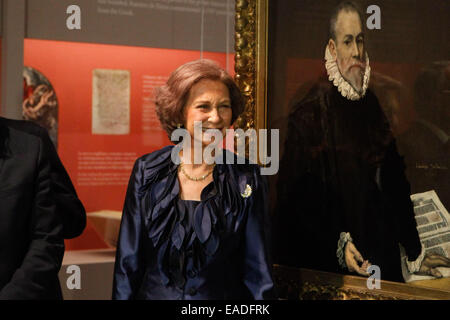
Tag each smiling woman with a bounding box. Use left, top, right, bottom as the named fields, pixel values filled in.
left=154, top=59, right=244, bottom=138
left=112, top=59, right=275, bottom=300
left=183, top=79, right=233, bottom=147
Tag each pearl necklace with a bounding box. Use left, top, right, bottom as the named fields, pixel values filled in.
left=179, top=163, right=215, bottom=181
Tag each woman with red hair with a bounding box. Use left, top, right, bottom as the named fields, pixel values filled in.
left=113, top=59, right=274, bottom=300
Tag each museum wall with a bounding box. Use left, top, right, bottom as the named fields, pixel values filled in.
left=2, top=0, right=235, bottom=250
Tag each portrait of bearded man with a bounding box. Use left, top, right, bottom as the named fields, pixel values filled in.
left=273, top=1, right=450, bottom=282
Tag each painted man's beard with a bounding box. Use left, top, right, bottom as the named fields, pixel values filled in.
left=325, top=45, right=371, bottom=101
left=338, top=60, right=366, bottom=94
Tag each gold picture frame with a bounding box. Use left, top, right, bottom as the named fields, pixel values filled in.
left=234, top=0, right=267, bottom=132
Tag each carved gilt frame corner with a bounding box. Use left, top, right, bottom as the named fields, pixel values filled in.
left=234, top=0, right=268, bottom=131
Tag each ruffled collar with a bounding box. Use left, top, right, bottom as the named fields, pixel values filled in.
left=325, top=44, right=371, bottom=101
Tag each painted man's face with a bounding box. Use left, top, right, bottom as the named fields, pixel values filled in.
left=329, top=10, right=366, bottom=93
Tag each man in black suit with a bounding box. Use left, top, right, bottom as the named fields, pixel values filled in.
left=0, top=117, right=86, bottom=299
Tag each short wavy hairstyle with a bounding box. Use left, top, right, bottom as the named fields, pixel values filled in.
left=155, top=59, right=244, bottom=138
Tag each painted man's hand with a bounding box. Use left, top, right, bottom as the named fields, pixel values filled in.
left=345, top=241, right=371, bottom=277
left=416, top=253, right=450, bottom=278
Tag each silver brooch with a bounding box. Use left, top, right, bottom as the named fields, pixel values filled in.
left=241, top=184, right=252, bottom=198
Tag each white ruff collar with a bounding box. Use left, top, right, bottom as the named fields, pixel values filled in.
left=325, top=45, right=371, bottom=101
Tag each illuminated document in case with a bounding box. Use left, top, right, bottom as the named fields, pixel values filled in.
left=92, top=69, right=130, bottom=135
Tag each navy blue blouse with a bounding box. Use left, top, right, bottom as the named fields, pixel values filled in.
left=112, top=146, right=274, bottom=300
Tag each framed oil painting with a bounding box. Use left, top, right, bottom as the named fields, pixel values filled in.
left=234, top=0, right=450, bottom=299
